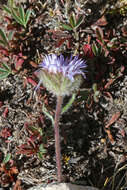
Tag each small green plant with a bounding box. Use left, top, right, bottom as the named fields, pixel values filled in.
left=61, top=12, right=84, bottom=40
left=0, top=63, right=12, bottom=80
left=0, top=28, right=13, bottom=47
left=17, top=125, right=47, bottom=159
left=38, top=144, right=47, bottom=159
left=3, top=0, right=31, bottom=28
left=3, top=153, right=11, bottom=164
left=92, top=42, right=103, bottom=57
left=107, top=0, right=127, bottom=16
left=0, top=153, right=19, bottom=187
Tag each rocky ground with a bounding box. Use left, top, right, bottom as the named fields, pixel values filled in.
left=0, top=0, right=127, bottom=190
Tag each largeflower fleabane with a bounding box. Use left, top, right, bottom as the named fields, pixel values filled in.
left=36, top=54, right=87, bottom=97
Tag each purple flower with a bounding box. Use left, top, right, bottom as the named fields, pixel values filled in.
left=39, top=54, right=86, bottom=82
left=36, top=54, right=87, bottom=96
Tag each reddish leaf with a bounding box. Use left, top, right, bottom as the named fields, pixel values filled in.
left=49, top=30, right=71, bottom=39
left=0, top=128, right=11, bottom=139
left=0, top=162, right=18, bottom=184
left=96, top=27, right=104, bottom=41
left=29, top=61, right=38, bottom=68
left=16, top=143, right=39, bottom=156
left=67, top=38, right=72, bottom=49
left=56, top=37, right=72, bottom=48
left=18, top=53, right=27, bottom=59
left=120, top=129, right=125, bottom=138
left=87, top=35, right=91, bottom=44
left=9, top=166, right=18, bottom=175
left=27, top=77, right=37, bottom=87
left=121, top=25, right=127, bottom=37
left=15, top=58, right=24, bottom=70
left=105, top=129, right=115, bottom=144
left=0, top=101, right=3, bottom=108
left=105, top=112, right=121, bottom=129
left=120, top=65, right=125, bottom=73
left=56, top=38, right=67, bottom=48
left=23, top=77, right=27, bottom=88
left=104, top=79, right=115, bottom=89
left=13, top=180, right=22, bottom=190
left=5, top=16, right=12, bottom=24
left=83, top=44, right=94, bottom=58
left=3, top=107, right=9, bottom=118
left=95, top=15, right=108, bottom=26
left=48, top=29, right=72, bottom=48
left=7, top=24, right=16, bottom=30
left=0, top=46, right=9, bottom=56
left=96, top=39, right=109, bottom=56
left=103, top=91, right=113, bottom=102
left=38, top=115, right=45, bottom=125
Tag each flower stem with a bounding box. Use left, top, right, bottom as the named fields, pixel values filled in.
left=54, top=95, right=63, bottom=182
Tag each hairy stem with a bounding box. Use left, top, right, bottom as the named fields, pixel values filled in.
left=54, top=95, right=63, bottom=182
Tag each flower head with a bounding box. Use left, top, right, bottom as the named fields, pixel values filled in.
left=36, top=54, right=87, bottom=97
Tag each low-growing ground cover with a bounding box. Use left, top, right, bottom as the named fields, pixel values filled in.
left=0, top=0, right=127, bottom=189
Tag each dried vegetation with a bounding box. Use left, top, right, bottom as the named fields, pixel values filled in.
left=0, top=0, right=127, bottom=189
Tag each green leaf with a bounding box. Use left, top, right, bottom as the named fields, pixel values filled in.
left=11, top=9, right=25, bottom=27
left=76, top=89, right=90, bottom=102
left=62, top=93, right=76, bottom=114
left=8, top=31, right=14, bottom=41
left=0, top=72, right=11, bottom=80
left=0, top=67, right=8, bottom=72
left=3, top=153, right=11, bottom=163
left=75, top=15, right=84, bottom=29
left=92, top=42, right=102, bottom=56
left=2, top=63, right=11, bottom=72
left=31, top=9, right=36, bottom=17
left=3, top=5, right=11, bottom=14
left=98, top=45, right=102, bottom=55
left=25, top=9, right=31, bottom=25
left=39, top=144, right=47, bottom=153
left=19, top=6, right=25, bottom=23
left=61, top=23, right=73, bottom=31
left=0, top=39, right=6, bottom=46
left=0, top=63, right=11, bottom=80
left=92, top=42, right=98, bottom=56
left=69, top=13, right=76, bottom=28
left=42, top=104, right=54, bottom=125
left=38, top=144, right=47, bottom=159
left=0, top=29, right=8, bottom=46
left=8, top=0, right=14, bottom=7
left=107, top=37, right=117, bottom=48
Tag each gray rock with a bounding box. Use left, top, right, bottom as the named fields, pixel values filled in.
left=28, top=183, right=99, bottom=190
